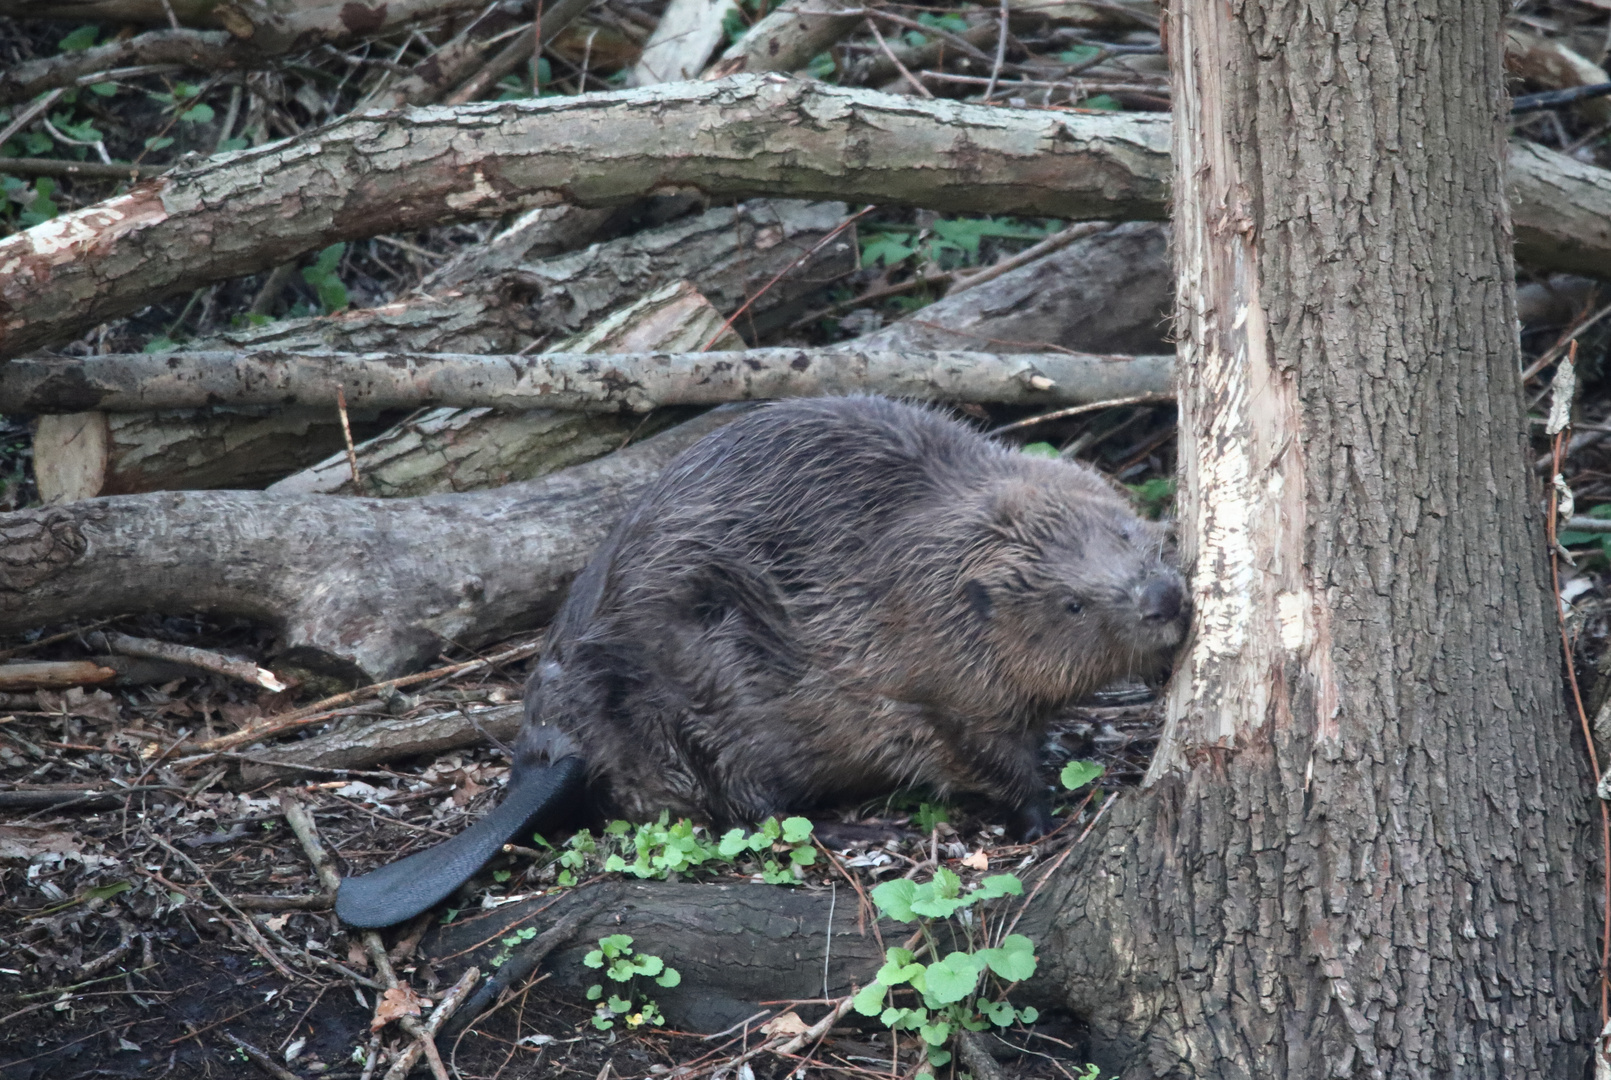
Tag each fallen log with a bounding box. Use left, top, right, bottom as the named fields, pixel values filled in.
left=25, top=200, right=852, bottom=498
left=4, top=76, right=1608, bottom=360
left=0, top=75, right=1170, bottom=360
left=2, top=346, right=1175, bottom=414
left=267, top=280, right=744, bottom=497
left=0, top=408, right=749, bottom=681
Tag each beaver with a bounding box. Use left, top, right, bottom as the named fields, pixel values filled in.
left=336, top=396, right=1187, bottom=928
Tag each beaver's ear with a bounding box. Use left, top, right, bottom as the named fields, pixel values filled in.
left=963, top=579, right=993, bottom=620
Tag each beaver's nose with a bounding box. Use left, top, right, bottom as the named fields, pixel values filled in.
left=1139, top=577, right=1183, bottom=623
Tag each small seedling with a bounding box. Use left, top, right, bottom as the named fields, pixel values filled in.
left=582, top=934, right=680, bottom=1030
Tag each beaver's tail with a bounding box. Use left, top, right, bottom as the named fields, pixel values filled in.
left=334, top=756, right=586, bottom=928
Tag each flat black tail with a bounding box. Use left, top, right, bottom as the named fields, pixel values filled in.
left=334, top=756, right=586, bottom=929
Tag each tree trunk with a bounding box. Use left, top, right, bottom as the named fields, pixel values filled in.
left=1056, top=0, right=1596, bottom=1073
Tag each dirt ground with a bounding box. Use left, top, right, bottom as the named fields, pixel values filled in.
left=0, top=616, right=1158, bottom=1080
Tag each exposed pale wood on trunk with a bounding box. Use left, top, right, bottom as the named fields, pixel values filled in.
left=630, top=0, right=736, bottom=84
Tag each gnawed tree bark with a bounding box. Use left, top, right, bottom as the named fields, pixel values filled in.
left=4, top=346, right=1173, bottom=414
left=0, top=409, right=748, bottom=681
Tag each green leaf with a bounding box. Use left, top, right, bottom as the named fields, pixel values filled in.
left=780, top=816, right=813, bottom=842
left=1022, top=442, right=1059, bottom=459
left=82, top=882, right=132, bottom=900
left=1081, top=93, right=1121, bottom=111
left=973, top=874, right=1023, bottom=900
left=216, top=136, right=248, bottom=152
left=806, top=51, right=836, bottom=79
left=582, top=949, right=604, bottom=968
left=919, top=1019, right=951, bottom=1046
left=980, top=934, right=1037, bottom=982
left=1017, top=1005, right=1039, bottom=1023
left=861, top=233, right=917, bottom=267
left=598, top=933, right=632, bottom=954
left=981, top=999, right=1016, bottom=1026
left=1060, top=760, right=1104, bottom=791
left=932, top=867, right=961, bottom=898
left=870, top=878, right=918, bottom=922
left=920, top=952, right=983, bottom=1005
left=853, top=982, right=888, bottom=1016
left=927, top=1047, right=952, bottom=1067
left=1058, top=44, right=1103, bottom=65
left=89, top=82, right=117, bottom=97
left=789, top=846, right=816, bottom=866
left=585, top=983, right=602, bottom=999
left=874, top=951, right=924, bottom=987
left=607, top=994, right=632, bottom=1012
left=144, top=135, right=174, bottom=152
left=142, top=336, right=179, bottom=354
left=58, top=25, right=98, bottom=51
left=717, top=828, right=749, bottom=856
left=180, top=103, right=215, bottom=124
left=654, top=966, right=681, bottom=988
left=632, top=954, right=664, bottom=977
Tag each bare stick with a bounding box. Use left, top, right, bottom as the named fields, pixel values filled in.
left=96, top=630, right=287, bottom=692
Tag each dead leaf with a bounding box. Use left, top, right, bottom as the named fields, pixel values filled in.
left=449, top=772, right=485, bottom=807
left=759, top=1012, right=808, bottom=1037
left=64, top=687, right=120, bottom=723
left=347, top=940, right=371, bottom=970
left=371, top=985, right=425, bottom=1030
left=962, top=850, right=989, bottom=871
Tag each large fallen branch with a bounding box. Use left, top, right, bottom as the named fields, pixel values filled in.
left=0, top=75, right=1168, bottom=360
left=3, top=347, right=1175, bottom=414
left=0, top=409, right=745, bottom=680
left=5, top=75, right=1603, bottom=360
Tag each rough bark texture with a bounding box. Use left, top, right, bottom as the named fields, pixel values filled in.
left=1510, top=138, right=1611, bottom=280
left=0, top=75, right=1171, bottom=360
left=712, top=0, right=860, bottom=76
left=5, top=346, right=1173, bottom=414
left=629, top=0, right=733, bottom=84
left=0, top=409, right=748, bottom=681
left=0, top=29, right=261, bottom=106
left=1042, top=0, right=1598, bottom=1075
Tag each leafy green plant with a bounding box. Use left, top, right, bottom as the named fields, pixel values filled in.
left=1021, top=441, right=1059, bottom=459
left=1560, top=503, right=1611, bottom=558
left=853, top=870, right=1038, bottom=1072
left=1127, top=477, right=1176, bottom=520
left=911, top=802, right=949, bottom=833
left=1060, top=760, right=1103, bottom=792
left=300, top=243, right=350, bottom=313
left=148, top=81, right=215, bottom=126
left=859, top=216, right=1056, bottom=271
left=583, top=933, right=680, bottom=1030
left=538, top=813, right=816, bottom=886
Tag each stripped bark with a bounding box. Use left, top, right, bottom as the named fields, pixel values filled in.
left=0, top=75, right=1172, bottom=360
left=3, top=346, right=1174, bottom=414
left=0, top=408, right=749, bottom=681
left=629, top=0, right=736, bottom=84
left=268, top=281, right=745, bottom=497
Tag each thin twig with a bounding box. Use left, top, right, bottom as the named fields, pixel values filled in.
left=186, top=637, right=543, bottom=755
left=985, top=0, right=1009, bottom=101
left=947, top=222, right=1108, bottom=295
left=988, top=393, right=1175, bottom=436
left=336, top=383, right=365, bottom=492
left=865, top=19, right=932, bottom=97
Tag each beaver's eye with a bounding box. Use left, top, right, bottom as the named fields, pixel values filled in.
left=1065, top=599, right=1084, bottom=615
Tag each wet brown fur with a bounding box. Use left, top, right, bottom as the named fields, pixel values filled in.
left=517, top=395, right=1187, bottom=834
